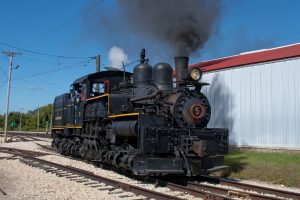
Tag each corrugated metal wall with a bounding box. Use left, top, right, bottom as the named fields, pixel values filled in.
left=201, top=57, right=300, bottom=149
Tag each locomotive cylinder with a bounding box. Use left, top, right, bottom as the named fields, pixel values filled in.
left=112, top=120, right=137, bottom=137
left=175, top=56, right=189, bottom=88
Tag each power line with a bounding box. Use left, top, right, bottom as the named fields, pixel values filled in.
left=14, top=78, right=56, bottom=86
left=0, top=65, right=6, bottom=75
left=26, top=0, right=106, bottom=48
left=12, top=64, right=88, bottom=81
left=0, top=1, right=105, bottom=63
left=0, top=0, right=19, bottom=44
left=12, top=58, right=94, bottom=81
left=11, top=86, right=43, bottom=91
left=18, top=56, right=93, bottom=66
left=0, top=79, right=6, bottom=89
left=71, top=24, right=120, bottom=56
left=17, top=57, right=58, bottom=65
left=0, top=41, right=95, bottom=59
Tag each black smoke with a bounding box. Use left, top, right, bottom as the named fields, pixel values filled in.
left=117, top=0, right=221, bottom=56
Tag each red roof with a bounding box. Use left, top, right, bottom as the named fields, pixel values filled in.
left=190, top=43, right=300, bottom=72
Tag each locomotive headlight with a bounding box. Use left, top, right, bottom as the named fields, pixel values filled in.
left=190, top=68, right=202, bottom=81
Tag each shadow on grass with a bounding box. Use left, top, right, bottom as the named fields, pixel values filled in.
left=221, top=154, right=248, bottom=177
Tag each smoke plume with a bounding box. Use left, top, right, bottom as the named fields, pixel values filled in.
left=108, top=46, right=129, bottom=70
left=117, top=0, right=221, bottom=56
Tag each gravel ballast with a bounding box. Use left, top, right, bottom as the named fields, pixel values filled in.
left=0, top=139, right=196, bottom=199
left=0, top=156, right=136, bottom=200
left=1, top=136, right=300, bottom=199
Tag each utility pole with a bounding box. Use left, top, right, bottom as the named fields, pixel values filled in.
left=19, top=108, right=24, bottom=131
left=45, top=113, right=49, bottom=134
left=19, top=113, right=22, bottom=131
left=2, top=51, right=21, bottom=142
left=95, top=55, right=100, bottom=91
left=45, top=120, right=48, bottom=134
left=96, top=55, right=100, bottom=72
left=49, top=109, right=53, bottom=134
left=37, top=105, right=40, bottom=132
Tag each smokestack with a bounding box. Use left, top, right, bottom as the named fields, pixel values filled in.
left=175, top=56, right=189, bottom=88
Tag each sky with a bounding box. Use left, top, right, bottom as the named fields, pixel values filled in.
left=0, top=0, right=300, bottom=113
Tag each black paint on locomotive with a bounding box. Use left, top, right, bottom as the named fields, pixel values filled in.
left=51, top=50, right=229, bottom=176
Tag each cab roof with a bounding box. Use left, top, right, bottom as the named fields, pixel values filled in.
left=73, top=71, right=132, bottom=85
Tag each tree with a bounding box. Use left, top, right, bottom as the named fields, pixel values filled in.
left=0, top=104, right=53, bottom=131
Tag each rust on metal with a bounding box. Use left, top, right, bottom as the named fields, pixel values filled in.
left=189, top=103, right=206, bottom=120
left=192, top=141, right=206, bottom=157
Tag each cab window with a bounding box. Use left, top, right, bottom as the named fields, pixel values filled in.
left=91, top=80, right=109, bottom=96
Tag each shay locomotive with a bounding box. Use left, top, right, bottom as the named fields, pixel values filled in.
left=51, top=50, right=228, bottom=176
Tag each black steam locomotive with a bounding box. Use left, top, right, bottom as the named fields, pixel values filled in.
left=51, top=50, right=228, bottom=176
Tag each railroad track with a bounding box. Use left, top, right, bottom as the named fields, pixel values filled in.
left=1, top=147, right=300, bottom=200
left=32, top=142, right=56, bottom=152
left=0, top=147, right=186, bottom=200
left=156, top=175, right=300, bottom=200
left=19, top=157, right=184, bottom=200
left=0, top=147, right=51, bottom=157
left=201, top=175, right=300, bottom=200
left=0, top=131, right=51, bottom=139
left=169, top=180, right=299, bottom=200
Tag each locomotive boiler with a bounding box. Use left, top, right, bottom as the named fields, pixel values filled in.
left=51, top=50, right=228, bottom=176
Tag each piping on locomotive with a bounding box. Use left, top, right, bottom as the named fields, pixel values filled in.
left=51, top=49, right=229, bottom=176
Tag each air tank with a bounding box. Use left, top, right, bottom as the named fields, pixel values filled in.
left=153, top=63, right=173, bottom=91
left=133, top=63, right=152, bottom=85
left=112, top=121, right=137, bottom=137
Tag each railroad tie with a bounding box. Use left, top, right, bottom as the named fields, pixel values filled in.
left=75, top=179, right=90, bottom=183
left=118, top=194, right=135, bottom=198
left=98, top=187, right=115, bottom=191
left=83, top=182, right=100, bottom=186
left=0, top=188, right=7, bottom=196
left=108, top=189, right=124, bottom=194
left=228, top=190, right=250, bottom=199
left=65, top=175, right=80, bottom=178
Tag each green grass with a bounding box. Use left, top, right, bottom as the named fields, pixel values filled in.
left=219, top=150, right=300, bottom=188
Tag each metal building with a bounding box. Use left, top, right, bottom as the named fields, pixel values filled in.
left=191, top=43, right=300, bottom=150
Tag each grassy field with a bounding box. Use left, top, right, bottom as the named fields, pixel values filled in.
left=220, top=150, right=300, bottom=188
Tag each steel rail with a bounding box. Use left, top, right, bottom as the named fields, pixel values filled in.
left=0, top=131, right=51, bottom=139
left=0, top=147, right=51, bottom=157
left=218, top=178, right=300, bottom=200
left=164, top=181, right=231, bottom=200
left=185, top=181, right=285, bottom=200
left=32, top=142, right=55, bottom=152
left=0, top=147, right=183, bottom=200
left=3, top=147, right=299, bottom=200
left=196, top=175, right=300, bottom=200
left=22, top=157, right=184, bottom=200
